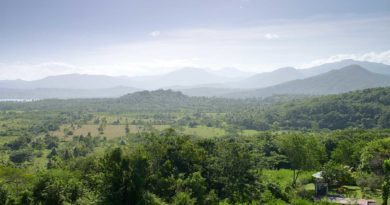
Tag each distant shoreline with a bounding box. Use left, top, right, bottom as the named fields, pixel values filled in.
left=0, top=99, right=37, bottom=102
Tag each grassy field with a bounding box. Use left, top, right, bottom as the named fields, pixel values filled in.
left=52, top=124, right=175, bottom=139
left=263, top=169, right=314, bottom=189
left=241, top=129, right=261, bottom=136
left=51, top=124, right=230, bottom=139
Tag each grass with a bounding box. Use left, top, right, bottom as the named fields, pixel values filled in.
left=263, top=169, right=314, bottom=189
left=153, top=125, right=171, bottom=130
left=241, top=129, right=261, bottom=136
left=303, top=183, right=315, bottom=191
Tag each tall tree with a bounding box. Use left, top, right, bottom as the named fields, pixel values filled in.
left=278, top=134, right=325, bottom=187
left=100, top=147, right=150, bottom=205
left=382, top=159, right=390, bottom=205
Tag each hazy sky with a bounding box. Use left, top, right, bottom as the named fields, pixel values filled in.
left=1, top=0, right=390, bottom=80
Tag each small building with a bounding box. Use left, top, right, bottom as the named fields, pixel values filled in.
left=312, top=172, right=376, bottom=205
left=312, top=171, right=328, bottom=197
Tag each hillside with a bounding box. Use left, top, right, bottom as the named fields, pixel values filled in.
left=150, top=67, right=228, bottom=88
left=229, top=60, right=390, bottom=89
left=227, top=65, right=390, bottom=98
left=226, top=87, right=390, bottom=130
left=0, top=89, right=258, bottom=112
left=230, top=67, right=305, bottom=88
left=179, top=87, right=244, bottom=97
left=302, top=59, right=390, bottom=76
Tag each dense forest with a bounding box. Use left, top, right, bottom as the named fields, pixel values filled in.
left=226, top=87, right=390, bottom=130
left=0, top=88, right=390, bottom=204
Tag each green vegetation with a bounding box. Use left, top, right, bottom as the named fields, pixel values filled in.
left=0, top=87, right=389, bottom=204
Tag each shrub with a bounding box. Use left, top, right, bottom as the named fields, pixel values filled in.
left=9, top=149, right=33, bottom=163
left=322, top=161, right=354, bottom=187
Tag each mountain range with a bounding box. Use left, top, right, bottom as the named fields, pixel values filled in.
left=0, top=59, right=389, bottom=99
left=228, top=59, right=390, bottom=89
left=225, top=65, right=390, bottom=98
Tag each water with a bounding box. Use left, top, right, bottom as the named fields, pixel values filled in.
left=0, top=99, right=37, bottom=102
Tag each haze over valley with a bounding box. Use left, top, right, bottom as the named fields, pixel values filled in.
left=1, top=59, right=389, bottom=99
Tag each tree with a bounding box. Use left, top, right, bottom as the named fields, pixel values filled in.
left=0, top=167, right=33, bottom=197
left=278, top=134, right=325, bottom=187
left=205, top=139, right=261, bottom=203
left=125, top=119, right=130, bottom=135
left=360, top=138, right=390, bottom=175
left=44, top=135, right=59, bottom=149
left=176, top=172, right=207, bottom=205
left=32, top=170, right=84, bottom=204
left=172, top=191, right=196, bottom=205
left=322, top=161, right=353, bottom=188
left=0, top=184, right=7, bottom=205
left=379, top=110, right=390, bottom=128
left=9, top=149, right=33, bottom=164
left=382, top=159, right=390, bottom=205
left=331, top=140, right=365, bottom=168
left=98, top=124, right=104, bottom=134
left=355, top=172, right=382, bottom=194
left=100, top=147, right=150, bottom=204
left=5, top=135, right=31, bottom=150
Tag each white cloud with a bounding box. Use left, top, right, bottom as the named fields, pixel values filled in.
left=1, top=16, right=390, bottom=80
left=149, top=30, right=161, bottom=37
left=299, top=50, right=390, bottom=68
left=264, top=33, right=279, bottom=40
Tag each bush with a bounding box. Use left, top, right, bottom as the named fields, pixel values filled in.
left=267, top=183, right=289, bottom=202
left=355, top=172, right=382, bottom=191
left=9, top=149, right=33, bottom=163
left=32, top=170, right=85, bottom=204
left=0, top=184, right=8, bottom=205
left=322, top=161, right=354, bottom=187
left=172, top=191, right=196, bottom=205
left=5, top=136, right=31, bottom=150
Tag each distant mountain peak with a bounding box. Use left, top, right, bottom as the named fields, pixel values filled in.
left=231, top=66, right=303, bottom=88
left=273, top=66, right=299, bottom=73
left=302, top=59, right=390, bottom=77
left=328, top=64, right=371, bottom=74
left=338, top=59, right=358, bottom=63
left=277, top=66, right=296, bottom=70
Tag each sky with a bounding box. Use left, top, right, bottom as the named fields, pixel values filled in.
left=0, top=0, right=390, bottom=80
